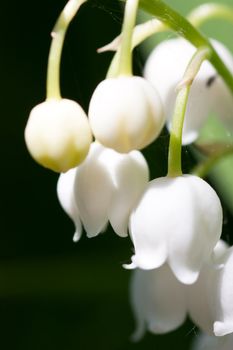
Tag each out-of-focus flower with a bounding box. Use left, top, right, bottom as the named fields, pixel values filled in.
left=88, top=76, right=164, bottom=153
left=57, top=142, right=149, bottom=240
left=144, top=38, right=233, bottom=145
left=25, top=99, right=92, bottom=172
left=188, top=243, right=233, bottom=337
left=130, top=241, right=229, bottom=340
left=127, top=175, right=222, bottom=284
left=192, top=332, right=233, bottom=350
left=130, top=264, right=186, bottom=340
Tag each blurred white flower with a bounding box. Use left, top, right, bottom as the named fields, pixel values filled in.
left=88, top=76, right=164, bottom=153
left=25, top=99, right=92, bottom=172
left=130, top=264, right=186, bottom=340
left=57, top=142, right=149, bottom=240
left=144, top=38, right=233, bottom=145
left=192, top=333, right=233, bottom=350
left=130, top=241, right=228, bottom=340
left=127, top=175, right=222, bottom=284
left=188, top=242, right=233, bottom=337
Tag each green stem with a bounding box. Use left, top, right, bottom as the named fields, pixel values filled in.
left=113, top=0, right=139, bottom=77
left=167, top=87, right=190, bottom=177
left=188, top=3, right=233, bottom=28
left=107, top=18, right=166, bottom=78
left=192, top=145, right=233, bottom=178
left=46, top=0, right=86, bottom=100
left=167, top=47, right=211, bottom=177
left=120, top=0, right=233, bottom=95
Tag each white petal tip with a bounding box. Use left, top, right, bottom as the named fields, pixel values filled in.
left=214, top=321, right=233, bottom=337
left=73, top=232, right=81, bottom=242
left=123, top=262, right=137, bottom=270
left=172, top=267, right=199, bottom=285
left=86, top=231, right=99, bottom=239
left=116, top=231, right=128, bottom=238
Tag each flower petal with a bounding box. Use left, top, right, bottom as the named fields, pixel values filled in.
left=108, top=150, right=149, bottom=237
left=128, top=177, right=171, bottom=270
left=130, top=264, right=186, bottom=340
left=74, top=143, right=114, bottom=237
left=187, top=241, right=229, bottom=335
left=213, top=247, right=233, bottom=336
left=57, top=168, right=82, bottom=241
left=187, top=263, right=216, bottom=335
left=168, top=175, right=222, bottom=284
left=191, top=333, right=233, bottom=350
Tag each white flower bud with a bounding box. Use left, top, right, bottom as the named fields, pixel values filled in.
left=144, top=38, right=233, bottom=144
left=25, top=98, right=92, bottom=172
left=88, top=76, right=165, bottom=153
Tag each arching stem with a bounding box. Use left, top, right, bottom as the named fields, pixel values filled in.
left=188, top=3, right=233, bottom=28
left=46, top=0, right=86, bottom=100
left=167, top=47, right=211, bottom=177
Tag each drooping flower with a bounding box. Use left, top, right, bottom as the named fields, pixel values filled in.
left=57, top=142, right=149, bottom=240
left=88, top=76, right=165, bottom=153
left=25, top=99, right=92, bottom=172
left=130, top=241, right=228, bottom=340
left=126, top=175, right=223, bottom=284
left=144, top=38, right=233, bottom=144
left=130, top=263, right=187, bottom=340
left=191, top=332, right=233, bottom=350
left=188, top=242, right=233, bottom=337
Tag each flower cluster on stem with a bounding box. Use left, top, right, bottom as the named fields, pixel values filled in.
left=24, top=1, right=233, bottom=347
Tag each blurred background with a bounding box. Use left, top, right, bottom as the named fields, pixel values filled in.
left=1, top=0, right=233, bottom=349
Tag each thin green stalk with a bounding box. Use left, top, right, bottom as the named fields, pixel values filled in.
left=167, top=47, right=211, bottom=177
left=188, top=3, right=233, bottom=28
left=46, top=0, right=86, bottom=99
left=117, top=0, right=139, bottom=76
left=167, top=87, right=190, bottom=177
left=193, top=145, right=233, bottom=178
left=119, top=0, right=233, bottom=95
left=107, top=18, right=166, bottom=77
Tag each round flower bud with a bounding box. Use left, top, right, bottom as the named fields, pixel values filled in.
left=25, top=98, right=92, bottom=172
left=88, top=76, right=164, bottom=153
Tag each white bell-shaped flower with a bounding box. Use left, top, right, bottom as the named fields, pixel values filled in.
left=127, top=175, right=222, bottom=284
left=130, top=241, right=228, bottom=340
left=57, top=142, right=149, bottom=240
left=144, top=38, right=233, bottom=145
left=192, top=333, right=233, bottom=350
left=88, top=76, right=165, bottom=153
left=188, top=243, right=233, bottom=337
left=25, top=98, right=92, bottom=172
left=130, top=264, right=186, bottom=340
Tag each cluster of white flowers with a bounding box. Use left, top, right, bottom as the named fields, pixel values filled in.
left=24, top=0, right=233, bottom=348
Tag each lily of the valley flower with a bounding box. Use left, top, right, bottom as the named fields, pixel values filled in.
left=57, top=142, right=149, bottom=240
left=25, top=99, right=92, bottom=172
left=130, top=264, right=187, bottom=340
left=192, top=332, right=233, bottom=350
left=127, top=174, right=222, bottom=284
left=188, top=243, right=233, bottom=337
left=144, top=38, right=233, bottom=145
left=130, top=240, right=233, bottom=340
left=88, top=76, right=165, bottom=153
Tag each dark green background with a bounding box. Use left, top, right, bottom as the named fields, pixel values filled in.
left=1, top=0, right=233, bottom=349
